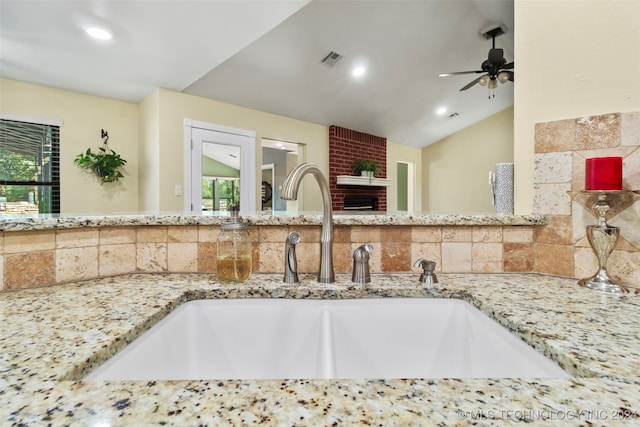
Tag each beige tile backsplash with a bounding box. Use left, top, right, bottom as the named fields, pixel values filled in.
left=0, top=224, right=538, bottom=290
left=534, top=110, right=640, bottom=288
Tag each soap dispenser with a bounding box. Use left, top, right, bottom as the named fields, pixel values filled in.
left=216, top=204, right=252, bottom=282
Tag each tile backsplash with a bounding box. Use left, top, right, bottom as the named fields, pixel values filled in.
left=0, top=224, right=535, bottom=290
left=533, top=111, right=640, bottom=287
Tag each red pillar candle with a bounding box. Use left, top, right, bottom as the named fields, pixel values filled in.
left=585, top=157, right=623, bottom=191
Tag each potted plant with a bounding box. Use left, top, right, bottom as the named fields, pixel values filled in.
left=74, top=146, right=127, bottom=184
left=351, top=159, right=380, bottom=181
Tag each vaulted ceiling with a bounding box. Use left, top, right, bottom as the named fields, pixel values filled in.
left=0, top=0, right=514, bottom=148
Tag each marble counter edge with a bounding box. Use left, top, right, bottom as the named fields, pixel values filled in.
left=0, top=213, right=547, bottom=231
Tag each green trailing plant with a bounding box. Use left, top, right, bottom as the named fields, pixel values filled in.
left=351, top=159, right=380, bottom=177
left=74, top=146, right=127, bottom=184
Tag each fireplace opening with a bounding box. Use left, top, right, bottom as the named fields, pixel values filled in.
left=343, top=197, right=377, bottom=211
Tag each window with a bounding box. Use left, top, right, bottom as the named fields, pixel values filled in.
left=202, top=176, right=240, bottom=212
left=0, top=118, right=60, bottom=214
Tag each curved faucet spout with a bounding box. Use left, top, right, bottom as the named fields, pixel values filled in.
left=282, top=163, right=335, bottom=283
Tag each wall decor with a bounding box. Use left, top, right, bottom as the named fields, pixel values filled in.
left=74, top=129, right=127, bottom=184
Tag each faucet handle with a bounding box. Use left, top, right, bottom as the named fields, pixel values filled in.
left=413, top=258, right=438, bottom=284
left=287, top=231, right=301, bottom=245
left=284, top=232, right=301, bottom=284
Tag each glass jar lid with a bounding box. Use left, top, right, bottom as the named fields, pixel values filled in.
left=220, top=220, right=248, bottom=230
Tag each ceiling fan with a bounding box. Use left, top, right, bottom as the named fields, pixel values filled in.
left=439, top=25, right=514, bottom=94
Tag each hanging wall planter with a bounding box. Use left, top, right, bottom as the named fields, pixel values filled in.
left=74, top=129, right=127, bottom=184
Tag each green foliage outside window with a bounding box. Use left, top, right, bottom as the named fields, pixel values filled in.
left=0, top=149, right=37, bottom=202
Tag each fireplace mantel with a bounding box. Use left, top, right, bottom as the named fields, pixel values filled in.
left=336, top=175, right=391, bottom=187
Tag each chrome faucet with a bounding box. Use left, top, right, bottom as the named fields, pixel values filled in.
left=352, top=244, right=373, bottom=284
left=281, top=163, right=335, bottom=283
left=284, top=231, right=301, bottom=283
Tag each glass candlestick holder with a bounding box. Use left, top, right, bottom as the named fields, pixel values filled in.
left=578, top=191, right=628, bottom=293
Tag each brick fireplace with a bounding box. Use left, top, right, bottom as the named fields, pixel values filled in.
left=328, top=125, right=387, bottom=211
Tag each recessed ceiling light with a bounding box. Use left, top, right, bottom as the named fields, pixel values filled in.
left=85, top=25, right=113, bottom=41
left=352, top=66, right=366, bottom=77
left=436, top=107, right=447, bottom=115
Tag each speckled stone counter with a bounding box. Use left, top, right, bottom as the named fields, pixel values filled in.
left=2, top=273, right=639, bottom=425
left=0, top=212, right=546, bottom=231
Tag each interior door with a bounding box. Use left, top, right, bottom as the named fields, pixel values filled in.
left=185, top=121, right=256, bottom=214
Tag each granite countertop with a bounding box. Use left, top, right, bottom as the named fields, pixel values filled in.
left=0, top=212, right=546, bottom=231
left=2, top=273, right=639, bottom=425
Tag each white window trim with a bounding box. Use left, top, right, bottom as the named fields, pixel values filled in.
left=0, top=112, right=63, bottom=127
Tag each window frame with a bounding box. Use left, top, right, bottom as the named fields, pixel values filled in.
left=0, top=114, right=62, bottom=214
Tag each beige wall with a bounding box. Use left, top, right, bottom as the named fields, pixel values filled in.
left=138, top=89, right=160, bottom=212
left=2, top=80, right=416, bottom=214
left=0, top=80, right=331, bottom=214
left=514, top=0, right=640, bottom=213
left=386, top=141, right=423, bottom=212
left=0, top=78, right=140, bottom=214
left=148, top=88, right=329, bottom=212
left=421, top=106, right=514, bottom=213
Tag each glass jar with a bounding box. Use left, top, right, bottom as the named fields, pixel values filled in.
left=216, top=213, right=252, bottom=283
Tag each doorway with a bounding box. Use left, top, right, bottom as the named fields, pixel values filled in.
left=397, top=161, right=415, bottom=212
left=184, top=120, right=256, bottom=214
left=261, top=163, right=274, bottom=211
left=261, top=138, right=303, bottom=212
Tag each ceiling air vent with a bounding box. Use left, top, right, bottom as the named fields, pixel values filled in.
left=449, top=112, right=460, bottom=119
left=320, top=51, right=343, bottom=68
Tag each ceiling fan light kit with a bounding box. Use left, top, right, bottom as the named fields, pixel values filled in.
left=497, top=71, right=511, bottom=84
left=439, top=23, right=514, bottom=97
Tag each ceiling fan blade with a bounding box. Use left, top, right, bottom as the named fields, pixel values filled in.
left=459, top=75, right=484, bottom=91
left=439, top=70, right=483, bottom=77
left=501, top=61, right=514, bottom=70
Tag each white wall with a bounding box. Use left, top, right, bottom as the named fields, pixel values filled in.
left=514, top=0, right=640, bottom=213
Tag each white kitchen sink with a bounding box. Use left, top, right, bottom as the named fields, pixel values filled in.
left=84, top=298, right=569, bottom=380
